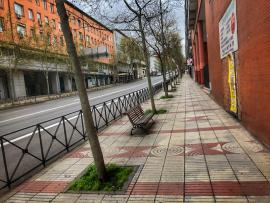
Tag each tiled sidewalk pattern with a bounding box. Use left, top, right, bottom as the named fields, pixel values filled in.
left=2, top=76, right=270, bottom=202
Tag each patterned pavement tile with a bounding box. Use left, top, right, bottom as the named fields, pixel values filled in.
left=75, top=194, right=104, bottom=203
left=3, top=76, right=270, bottom=203
left=184, top=196, right=215, bottom=202
left=215, top=196, right=248, bottom=202
left=29, top=193, right=58, bottom=202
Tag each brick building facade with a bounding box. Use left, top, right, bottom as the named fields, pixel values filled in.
left=0, top=0, right=118, bottom=100
left=0, top=0, right=114, bottom=63
left=186, top=0, right=270, bottom=147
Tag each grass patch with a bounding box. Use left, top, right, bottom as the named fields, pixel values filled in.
left=68, top=164, right=133, bottom=192
left=160, top=94, right=174, bottom=99
left=144, top=108, right=167, bottom=115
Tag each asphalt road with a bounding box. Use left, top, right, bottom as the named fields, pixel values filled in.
left=0, top=76, right=163, bottom=191
left=0, top=76, right=162, bottom=135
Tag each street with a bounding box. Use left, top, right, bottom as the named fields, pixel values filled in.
left=0, top=76, right=162, bottom=136
left=0, top=76, right=163, bottom=191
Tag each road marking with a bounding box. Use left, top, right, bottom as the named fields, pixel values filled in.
left=2, top=115, right=79, bottom=146
left=73, top=80, right=161, bottom=101
left=0, top=80, right=161, bottom=124
left=1, top=98, right=123, bottom=146
left=0, top=102, right=79, bottom=124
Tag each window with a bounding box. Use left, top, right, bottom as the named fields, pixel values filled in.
left=53, top=35, right=57, bottom=44
left=39, top=31, right=43, bottom=40
left=0, top=0, right=4, bottom=8
left=30, top=28, right=35, bottom=37
left=50, top=3, right=54, bottom=13
left=43, top=0, right=47, bottom=10
left=16, top=24, right=26, bottom=38
left=79, top=32, right=83, bottom=41
left=37, top=12, right=42, bottom=25
left=28, top=9, right=34, bottom=20
left=73, top=16, right=76, bottom=24
left=79, top=44, right=83, bottom=51
left=60, top=36, right=64, bottom=45
left=52, top=19, right=56, bottom=28
left=0, top=17, right=4, bottom=32
left=47, top=34, right=51, bottom=45
left=14, top=3, right=23, bottom=17
left=86, top=35, right=90, bottom=45
left=45, top=16, right=49, bottom=25
left=35, top=0, right=40, bottom=5
left=73, top=29, right=76, bottom=38
left=77, top=19, right=81, bottom=27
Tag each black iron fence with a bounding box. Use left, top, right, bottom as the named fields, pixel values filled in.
left=0, top=81, right=165, bottom=191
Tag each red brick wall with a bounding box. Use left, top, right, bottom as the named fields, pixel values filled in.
left=205, top=0, right=270, bottom=146
left=0, top=0, right=114, bottom=64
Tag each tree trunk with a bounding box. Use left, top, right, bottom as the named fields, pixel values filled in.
left=56, top=0, right=106, bottom=181
left=159, top=58, right=168, bottom=97
left=138, top=17, right=156, bottom=113
left=159, top=0, right=170, bottom=96
left=45, top=71, right=50, bottom=97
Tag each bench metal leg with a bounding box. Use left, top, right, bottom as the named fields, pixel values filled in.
left=131, top=126, right=136, bottom=135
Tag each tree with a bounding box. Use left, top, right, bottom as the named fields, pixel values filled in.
left=87, top=0, right=158, bottom=113
left=145, top=0, right=183, bottom=91
left=37, top=24, right=53, bottom=97
left=0, top=14, right=32, bottom=101
left=119, top=37, right=144, bottom=80
left=144, top=0, right=174, bottom=97
left=165, top=32, right=184, bottom=79
left=56, top=0, right=106, bottom=181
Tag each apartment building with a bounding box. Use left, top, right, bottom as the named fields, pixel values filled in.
left=0, top=0, right=114, bottom=100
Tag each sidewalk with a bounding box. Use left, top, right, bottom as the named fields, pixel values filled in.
left=2, top=76, right=270, bottom=202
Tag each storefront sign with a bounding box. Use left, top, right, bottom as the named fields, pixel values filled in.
left=219, top=0, right=238, bottom=59
left=227, top=53, right=237, bottom=114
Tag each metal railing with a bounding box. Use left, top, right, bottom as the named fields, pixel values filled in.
left=0, top=81, right=165, bottom=191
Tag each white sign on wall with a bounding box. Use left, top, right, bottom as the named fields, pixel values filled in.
left=219, top=0, right=238, bottom=59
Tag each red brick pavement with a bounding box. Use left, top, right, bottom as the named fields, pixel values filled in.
left=15, top=181, right=69, bottom=193
left=129, top=181, right=270, bottom=196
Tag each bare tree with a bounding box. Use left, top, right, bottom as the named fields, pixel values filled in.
left=145, top=0, right=182, bottom=94
left=56, top=0, right=106, bottom=181
left=85, top=0, right=158, bottom=113
left=145, top=2, right=170, bottom=96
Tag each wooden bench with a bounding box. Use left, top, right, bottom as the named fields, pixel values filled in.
left=125, top=105, right=154, bottom=135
